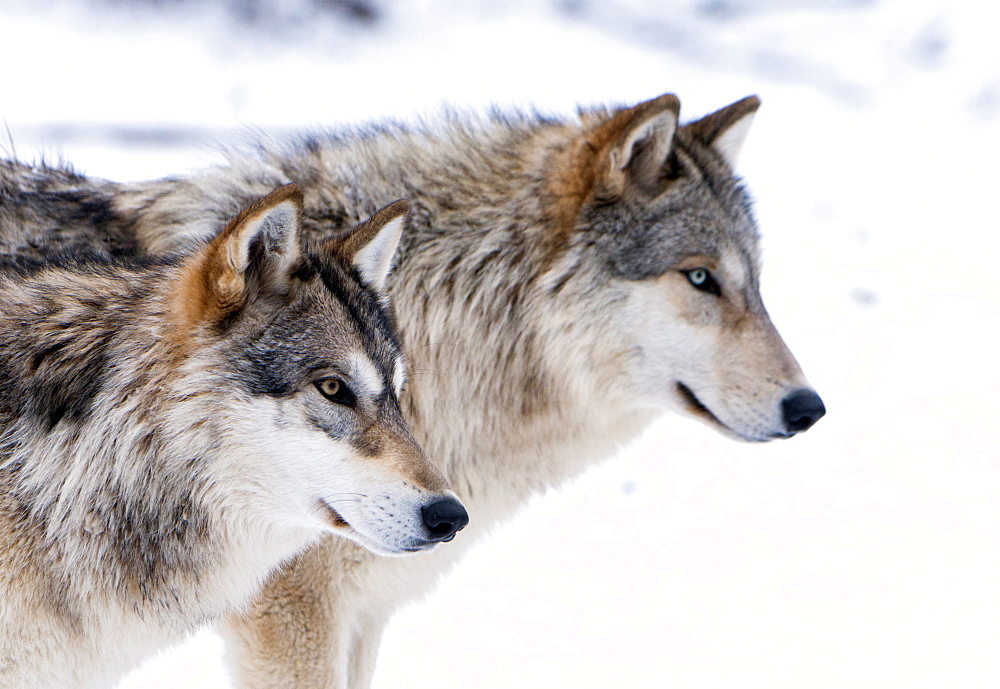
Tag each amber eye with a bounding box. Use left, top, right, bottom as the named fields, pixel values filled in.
left=684, top=268, right=722, bottom=296
left=315, top=378, right=357, bottom=407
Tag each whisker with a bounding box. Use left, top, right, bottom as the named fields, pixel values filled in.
left=406, top=369, right=441, bottom=379
left=403, top=342, right=460, bottom=355
left=321, top=493, right=367, bottom=503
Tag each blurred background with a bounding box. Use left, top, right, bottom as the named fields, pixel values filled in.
left=2, top=1, right=999, bottom=687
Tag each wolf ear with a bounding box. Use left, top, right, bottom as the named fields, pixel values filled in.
left=591, top=93, right=680, bottom=199
left=180, top=184, right=303, bottom=323
left=326, top=200, right=409, bottom=291
left=683, top=95, right=761, bottom=168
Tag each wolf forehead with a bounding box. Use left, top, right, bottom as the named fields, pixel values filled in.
left=224, top=254, right=403, bottom=398
left=583, top=166, right=760, bottom=282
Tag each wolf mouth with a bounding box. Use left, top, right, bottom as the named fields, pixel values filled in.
left=318, top=500, right=439, bottom=555
left=320, top=501, right=351, bottom=529
left=675, top=381, right=729, bottom=432
left=675, top=382, right=792, bottom=442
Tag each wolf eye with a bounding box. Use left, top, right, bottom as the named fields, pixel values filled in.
left=685, top=268, right=722, bottom=296
left=315, top=378, right=357, bottom=407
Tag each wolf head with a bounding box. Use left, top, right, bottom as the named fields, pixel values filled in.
left=174, top=185, right=468, bottom=554
left=548, top=95, right=824, bottom=442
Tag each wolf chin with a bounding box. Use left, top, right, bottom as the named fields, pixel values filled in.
left=0, top=93, right=824, bottom=688
left=0, top=185, right=468, bottom=689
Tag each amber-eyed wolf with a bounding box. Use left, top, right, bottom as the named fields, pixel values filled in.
left=0, top=185, right=467, bottom=689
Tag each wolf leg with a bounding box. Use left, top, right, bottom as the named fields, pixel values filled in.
left=223, top=528, right=454, bottom=689
left=344, top=613, right=389, bottom=689
left=222, top=538, right=351, bottom=689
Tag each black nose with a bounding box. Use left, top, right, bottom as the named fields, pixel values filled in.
left=781, top=388, right=826, bottom=433
left=421, top=497, right=469, bottom=542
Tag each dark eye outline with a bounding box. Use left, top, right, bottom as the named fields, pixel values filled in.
left=314, top=377, right=357, bottom=408
left=684, top=268, right=722, bottom=296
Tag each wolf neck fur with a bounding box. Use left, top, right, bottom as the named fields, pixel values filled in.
left=287, top=117, right=658, bottom=520
left=123, top=114, right=659, bottom=525
left=0, top=263, right=310, bottom=626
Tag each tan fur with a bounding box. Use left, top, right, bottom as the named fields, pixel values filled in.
left=546, top=94, right=681, bottom=257
left=169, top=185, right=304, bottom=351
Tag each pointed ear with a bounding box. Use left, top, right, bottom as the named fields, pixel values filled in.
left=179, top=184, right=303, bottom=323
left=683, top=95, right=760, bottom=168
left=591, top=93, right=680, bottom=199
left=326, top=200, right=409, bottom=291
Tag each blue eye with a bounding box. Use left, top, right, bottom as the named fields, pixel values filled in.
left=685, top=268, right=721, bottom=296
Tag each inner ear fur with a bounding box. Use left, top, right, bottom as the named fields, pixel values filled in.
left=682, top=95, right=761, bottom=168
left=542, top=93, right=680, bottom=258
left=176, top=183, right=304, bottom=327
left=591, top=93, right=681, bottom=200
left=325, top=199, right=410, bottom=292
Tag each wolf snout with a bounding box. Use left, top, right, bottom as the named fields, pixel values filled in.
left=781, top=388, right=826, bottom=433
left=420, top=497, right=469, bottom=542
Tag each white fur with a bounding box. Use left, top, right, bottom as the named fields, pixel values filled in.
left=622, top=253, right=802, bottom=442
left=721, top=247, right=748, bottom=291
left=392, top=356, right=406, bottom=396
left=711, top=110, right=755, bottom=168
left=231, top=198, right=300, bottom=275
left=256, top=395, right=446, bottom=557
left=611, top=108, right=678, bottom=172
left=347, top=350, right=385, bottom=401
left=353, top=214, right=404, bottom=291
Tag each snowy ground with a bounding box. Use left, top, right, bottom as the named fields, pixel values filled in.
left=2, top=1, right=999, bottom=687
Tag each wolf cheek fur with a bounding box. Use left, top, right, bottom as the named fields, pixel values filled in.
left=0, top=185, right=466, bottom=689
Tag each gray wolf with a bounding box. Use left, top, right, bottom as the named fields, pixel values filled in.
left=0, top=93, right=824, bottom=688
left=0, top=185, right=467, bottom=689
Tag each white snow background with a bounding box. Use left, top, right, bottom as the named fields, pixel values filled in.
left=2, top=1, right=999, bottom=687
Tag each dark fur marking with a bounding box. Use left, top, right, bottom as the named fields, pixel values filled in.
left=226, top=252, right=398, bottom=403
left=0, top=331, right=111, bottom=432
left=0, top=173, right=142, bottom=259
left=0, top=260, right=173, bottom=434
left=28, top=340, right=69, bottom=372
left=662, top=150, right=683, bottom=182
left=315, top=256, right=400, bottom=356
left=101, top=484, right=208, bottom=603
left=307, top=411, right=351, bottom=442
